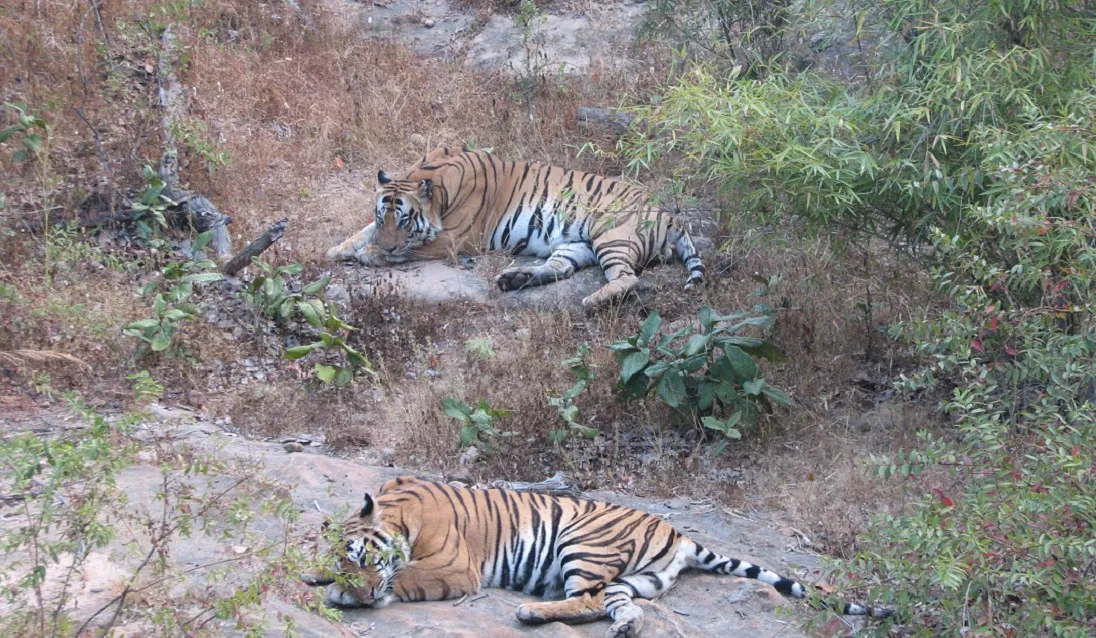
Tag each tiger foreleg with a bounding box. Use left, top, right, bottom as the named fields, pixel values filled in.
left=496, top=242, right=596, bottom=292
left=326, top=222, right=387, bottom=266
left=515, top=591, right=607, bottom=626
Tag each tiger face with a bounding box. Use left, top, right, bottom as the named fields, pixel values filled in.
left=373, top=170, right=439, bottom=261
left=307, top=493, right=408, bottom=608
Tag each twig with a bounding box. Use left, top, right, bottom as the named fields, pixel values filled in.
left=452, top=594, right=468, bottom=606
left=221, top=218, right=289, bottom=276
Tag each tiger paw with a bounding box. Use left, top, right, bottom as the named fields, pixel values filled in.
left=515, top=604, right=549, bottom=625
left=605, top=618, right=641, bottom=638
left=496, top=268, right=536, bottom=291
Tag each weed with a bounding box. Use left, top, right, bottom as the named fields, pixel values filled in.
left=284, top=302, right=375, bottom=386
left=0, top=102, right=48, bottom=164
left=243, top=259, right=330, bottom=324
left=123, top=231, right=223, bottom=357
left=128, top=369, right=165, bottom=403
left=442, top=398, right=516, bottom=454
left=546, top=343, right=599, bottom=444
left=464, top=336, right=497, bottom=361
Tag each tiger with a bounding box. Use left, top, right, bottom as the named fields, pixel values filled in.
left=325, top=146, right=705, bottom=309
left=302, top=476, right=889, bottom=637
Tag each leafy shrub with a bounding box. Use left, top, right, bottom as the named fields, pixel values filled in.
left=546, top=343, right=599, bottom=444
left=243, top=258, right=330, bottom=324
left=283, top=303, right=374, bottom=386
left=442, top=398, right=515, bottom=454
left=123, top=231, right=223, bottom=356
left=609, top=308, right=791, bottom=447
left=630, top=0, right=1096, bottom=632
left=0, top=102, right=48, bottom=164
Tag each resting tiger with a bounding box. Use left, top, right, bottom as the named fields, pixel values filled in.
left=325, top=146, right=705, bottom=308
left=302, top=476, right=888, bottom=637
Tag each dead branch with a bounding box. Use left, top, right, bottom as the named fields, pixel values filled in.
left=222, top=218, right=289, bottom=276
left=491, top=472, right=581, bottom=497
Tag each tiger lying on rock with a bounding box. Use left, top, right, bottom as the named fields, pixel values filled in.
left=325, top=146, right=705, bottom=308
left=302, top=476, right=889, bottom=637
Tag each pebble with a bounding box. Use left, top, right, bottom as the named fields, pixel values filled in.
left=284, top=442, right=305, bottom=453
left=422, top=17, right=435, bottom=28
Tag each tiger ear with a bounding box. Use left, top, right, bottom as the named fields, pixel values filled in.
left=417, top=178, right=434, bottom=201
left=360, top=493, right=375, bottom=520
left=378, top=170, right=393, bottom=185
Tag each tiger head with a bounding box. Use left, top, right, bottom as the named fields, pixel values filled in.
left=372, top=170, right=441, bottom=260
left=303, top=492, right=409, bottom=608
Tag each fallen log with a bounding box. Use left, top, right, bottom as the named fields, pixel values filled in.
left=577, top=106, right=643, bottom=136
left=490, top=472, right=581, bottom=497
left=222, top=217, right=288, bottom=277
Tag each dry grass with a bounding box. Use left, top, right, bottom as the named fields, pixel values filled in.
left=0, top=0, right=946, bottom=552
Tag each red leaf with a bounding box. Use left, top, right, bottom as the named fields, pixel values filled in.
left=989, top=316, right=999, bottom=332
left=971, top=339, right=984, bottom=352
left=1005, top=345, right=1017, bottom=355
left=942, top=496, right=954, bottom=507
left=1072, top=445, right=1080, bottom=456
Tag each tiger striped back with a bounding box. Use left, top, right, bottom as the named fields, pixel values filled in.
left=303, top=477, right=888, bottom=637
left=326, top=147, right=705, bottom=308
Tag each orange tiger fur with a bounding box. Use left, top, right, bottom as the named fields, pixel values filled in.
left=326, top=147, right=705, bottom=308
left=303, top=476, right=887, bottom=637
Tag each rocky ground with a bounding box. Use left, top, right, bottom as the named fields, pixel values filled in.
left=0, top=403, right=838, bottom=637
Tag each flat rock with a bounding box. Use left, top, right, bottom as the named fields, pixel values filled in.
left=1, top=412, right=825, bottom=637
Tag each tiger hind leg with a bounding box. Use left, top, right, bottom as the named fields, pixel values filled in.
left=582, top=237, right=641, bottom=309
left=496, top=242, right=596, bottom=292
left=671, top=226, right=705, bottom=290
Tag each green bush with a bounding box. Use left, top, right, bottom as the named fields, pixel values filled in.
left=628, top=0, right=1096, bottom=633
left=609, top=308, right=791, bottom=450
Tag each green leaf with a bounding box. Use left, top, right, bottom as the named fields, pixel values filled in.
left=743, top=379, right=765, bottom=396
left=315, top=364, right=337, bottom=383
left=302, top=275, right=331, bottom=296
left=279, top=263, right=304, bottom=276
left=335, top=366, right=354, bottom=386
left=723, top=347, right=759, bottom=383
left=180, top=272, right=224, bottom=284
left=698, top=382, right=715, bottom=411
left=470, top=409, right=495, bottom=426
left=699, top=306, right=713, bottom=331
left=684, top=333, right=710, bottom=356
left=656, top=369, right=687, bottom=408
left=12, top=149, right=27, bottom=163
left=459, top=425, right=479, bottom=447
left=191, top=231, right=213, bottom=253
left=638, top=311, right=662, bottom=345
left=125, top=319, right=160, bottom=331
left=442, top=398, right=474, bottom=422
left=297, top=300, right=324, bottom=329
left=619, top=348, right=650, bottom=383
left=761, top=385, right=795, bottom=407
left=619, top=372, right=649, bottom=398
left=22, top=133, right=42, bottom=154
left=548, top=429, right=567, bottom=444
left=162, top=308, right=189, bottom=322
left=150, top=332, right=172, bottom=352
left=574, top=425, right=599, bottom=438
left=701, top=416, right=727, bottom=433
left=0, top=126, right=22, bottom=143
left=644, top=361, right=670, bottom=377
left=284, top=343, right=318, bottom=360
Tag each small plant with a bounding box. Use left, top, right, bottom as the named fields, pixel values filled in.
left=128, top=370, right=164, bottom=403
left=441, top=398, right=515, bottom=454
left=123, top=231, right=223, bottom=355
left=243, top=259, right=330, bottom=324
left=131, top=165, right=176, bottom=244
left=0, top=102, right=48, bottom=164
left=546, top=343, right=599, bottom=444
left=170, top=118, right=231, bottom=174
left=284, top=303, right=374, bottom=386
left=609, top=308, right=792, bottom=445
left=464, top=336, right=496, bottom=361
